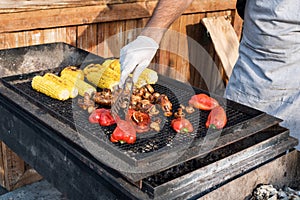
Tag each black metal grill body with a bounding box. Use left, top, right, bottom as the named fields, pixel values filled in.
left=0, top=43, right=298, bottom=200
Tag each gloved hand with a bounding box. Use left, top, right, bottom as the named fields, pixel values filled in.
left=119, top=36, right=159, bottom=86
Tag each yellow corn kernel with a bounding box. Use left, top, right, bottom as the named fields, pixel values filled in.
left=108, top=59, right=121, bottom=72
left=85, top=72, right=118, bottom=90
left=83, top=63, right=104, bottom=76
left=43, top=73, right=78, bottom=98
left=98, top=78, right=119, bottom=90
left=31, top=76, right=70, bottom=101
left=103, top=67, right=120, bottom=81
left=135, top=68, right=158, bottom=88
left=101, top=59, right=115, bottom=68
left=85, top=72, right=101, bottom=86
left=61, top=74, right=96, bottom=96
left=60, top=66, right=85, bottom=80
left=83, top=59, right=121, bottom=89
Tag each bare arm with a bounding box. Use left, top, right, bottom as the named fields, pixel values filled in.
left=140, top=0, right=194, bottom=44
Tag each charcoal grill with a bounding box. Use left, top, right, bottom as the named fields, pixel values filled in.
left=0, top=43, right=298, bottom=200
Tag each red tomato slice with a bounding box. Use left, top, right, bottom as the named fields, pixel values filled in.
left=89, top=109, right=102, bottom=124
left=110, top=122, right=136, bottom=144
left=189, top=93, right=219, bottom=110
left=171, top=118, right=194, bottom=133
left=205, top=106, right=227, bottom=129
left=89, top=108, right=115, bottom=126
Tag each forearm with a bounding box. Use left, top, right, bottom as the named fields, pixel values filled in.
left=140, top=0, right=194, bottom=44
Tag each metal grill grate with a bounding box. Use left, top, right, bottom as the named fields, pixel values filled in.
left=0, top=43, right=282, bottom=180
left=4, top=74, right=255, bottom=162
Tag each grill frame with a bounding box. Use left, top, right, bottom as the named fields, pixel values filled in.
left=0, top=87, right=297, bottom=199
left=0, top=42, right=285, bottom=182
left=0, top=43, right=298, bottom=199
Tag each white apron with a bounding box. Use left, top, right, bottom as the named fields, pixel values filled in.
left=225, top=0, right=300, bottom=150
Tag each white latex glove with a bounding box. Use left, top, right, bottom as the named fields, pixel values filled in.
left=119, top=36, right=159, bottom=86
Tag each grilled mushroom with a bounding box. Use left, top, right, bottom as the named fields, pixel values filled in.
left=148, top=104, right=160, bottom=116
left=185, top=105, right=195, bottom=114
left=150, top=117, right=162, bottom=132
left=145, top=84, right=154, bottom=93
left=78, top=92, right=96, bottom=113
left=157, top=94, right=173, bottom=117
left=174, top=107, right=185, bottom=118
left=150, top=121, right=161, bottom=132
left=93, top=89, right=113, bottom=106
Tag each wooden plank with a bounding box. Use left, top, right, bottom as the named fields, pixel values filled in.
left=233, top=9, right=243, bottom=41
left=77, top=24, right=98, bottom=54
left=0, top=143, right=5, bottom=188
left=0, top=27, right=77, bottom=50
left=0, top=0, right=236, bottom=34
left=187, top=13, right=205, bottom=89
left=0, top=142, right=25, bottom=191
left=177, top=14, right=191, bottom=83
left=168, top=16, right=181, bottom=80
left=96, top=21, right=126, bottom=58
left=201, top=15, right=239, bottom=79
left=11, top=169, right=43, bottom=190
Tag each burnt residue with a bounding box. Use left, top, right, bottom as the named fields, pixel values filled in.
left=0, top=43, right=102, bottom=78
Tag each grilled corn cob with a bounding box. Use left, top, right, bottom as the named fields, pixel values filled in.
left=85, top=71, right=119, bottom=90
left=61, top=74, right=96, bottom=96
left=84, top=59, right=120, bottom=90
left=83, top=63, right=103, bottom=75
left=134, top=68, right=158, bottom=88
left=60, top=66, right=85, bottom=80
left=102, top=59, right=115, bottom=68
left=43, top=73, right=78, bottom=98
left=31, top=75, right=70, bottom=101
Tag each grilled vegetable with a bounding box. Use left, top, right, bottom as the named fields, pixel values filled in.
left=60, top=66, right=85, bottom=80
left=60, top=74, right=96, bottom=96
left=205, top=106, right=227, bottom=129
left=84, top=60, right=120, bottom=90
left=84, top=59, right=158, bottom=89
left=83, top=63, right=103, bottom=75
left=101, top=59, right=115, bottom=68
left=43, top=73, right=78, bottom=98
left=128, top=109, right=151, bottom=133
left=157, top=94, right=173, bottom=117
left=86, top=72, right=119, bottom=90
left=31, top=75, right=70, bottom=101
left=110, top=120, right=136, bottom=144
left=77, top=93, right=96, bottom=113
left=89, top=108, right=115, bottom=126
left=134, top=68, right=158, bottom=88
left=171, top=117, right=194, bottom=133
left=188, top=93, right=219, bottom=110
left=93, top=89, right=113, bottom=106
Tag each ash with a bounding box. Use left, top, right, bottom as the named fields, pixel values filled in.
left=248, top=184, right=300, bottom=200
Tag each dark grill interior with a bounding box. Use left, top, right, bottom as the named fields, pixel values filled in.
left=143, top=125, right=285, bottom=187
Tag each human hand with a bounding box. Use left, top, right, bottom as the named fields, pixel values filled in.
left=119, top=36, right=159, bottom=86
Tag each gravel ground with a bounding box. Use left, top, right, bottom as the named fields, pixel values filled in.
left=0, top=180, right=65, bottom=200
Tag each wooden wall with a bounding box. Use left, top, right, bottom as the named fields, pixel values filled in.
left=0, top=0, right=243, bottom=91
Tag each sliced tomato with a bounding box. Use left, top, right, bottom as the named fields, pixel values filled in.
left=110, top=122, right=136, bottom=144
left=89, top=108, right=115, bottom=126
left=205, top=106, right=227, bottom=129
left=188, top=93, right=219, bottom=110
left=171, top=118, right=194, bottom=133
